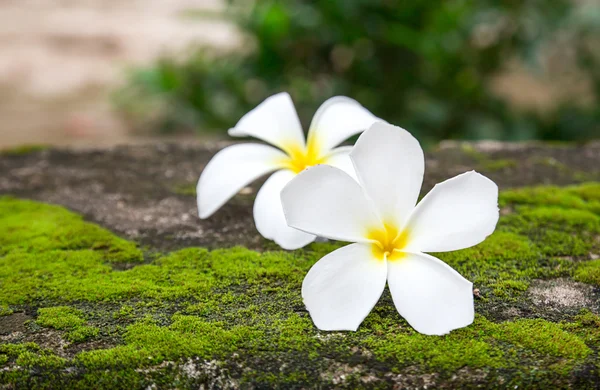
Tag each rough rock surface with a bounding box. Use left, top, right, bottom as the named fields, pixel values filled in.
left=1, top=141, right=600, bottom=389
left=1, top=141, right=599, bottom=251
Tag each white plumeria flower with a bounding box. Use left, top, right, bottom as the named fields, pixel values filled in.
left=281, top=122, right=499, bottom=335
left=197, top=92, right=381, bottom=250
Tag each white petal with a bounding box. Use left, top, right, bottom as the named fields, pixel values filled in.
left=306, top=96, right=382, bottom=156
left=404, top=171, right=499, bottom=253
left=350, top=122, right=424, bottom=228
left=322, top=146, right=358, bottom=181
left=281, top=165, right=382, bottom=243
left=302, top=243, right=387, bottom=331
left=253, top=170, right=316, bottom=250
left=197, top=144, right=286, bottom=218
left=387, top=252, right=474, bottom=335
left=228, top=92, right=305, bottom=152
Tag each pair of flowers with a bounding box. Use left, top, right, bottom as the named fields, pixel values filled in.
left=197, top=93, right=499, bottom=335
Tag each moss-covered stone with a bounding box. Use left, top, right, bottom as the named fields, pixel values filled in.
left=1, top=182, right=599, bottom=388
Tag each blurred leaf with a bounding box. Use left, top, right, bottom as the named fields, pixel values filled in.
left=115, top=0, right=600, bottom=143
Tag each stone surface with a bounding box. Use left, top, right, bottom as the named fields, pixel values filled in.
left=1, top=141, right=599, bottom=252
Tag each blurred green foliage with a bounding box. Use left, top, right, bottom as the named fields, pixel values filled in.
left=116, top=0, right=600, bottom=144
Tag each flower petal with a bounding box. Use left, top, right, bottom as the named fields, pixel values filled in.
left=322, top=146, right=358, bottom=181
left=404, top=171, right=499, bottom=252
left=197, top=144, right=287, bottom=218
left=228, top=92, right=305, bottom=152
left=387, top=252, right=474, bottom=335
left=306, top=96, right=382, bottom=156
left=302, top=243, right=387, bottom=331
left=281, top=165, right=382, bottom=243
left=253, top=170, right=316, bottom=250
left=350, top=122, right=424, bottom=228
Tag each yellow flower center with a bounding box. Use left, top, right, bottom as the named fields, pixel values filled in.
left=366, top=223, right=410, bottom=261
left=279, top=136, right=326, bottom=174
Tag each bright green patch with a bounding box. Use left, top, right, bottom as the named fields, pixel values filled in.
left=66, top=326, right=100, bottom=343
left=574, top=259, right=600, bottom=286
left=114, top=305, right=135, bottom=320
left=0, top=342, right=40, bottom=357
left=496, top=318, right=590, bottom=360
left=501, top=207, right=599, bottom=258
left=366, top=316, right=589, bottom=372
left=0, top=305, right=12, bottom=316
left=365, top=318, right=504, bottom=371
left=78, top=314, right=260, bottom=369
left=37, top=306, right=99, bottom=343
left=0, top=342, right=65, bottom=369
left=0, top=243, right=316, bottom=305
left=435, top=231, right=568, bottom=297
left=37, top=306, right=86, bottom=329
left=0, top=196, right=143, bottom=263
left=16, top=350, right=67, bottom=369
left=500, top=183, right=600, bottom=215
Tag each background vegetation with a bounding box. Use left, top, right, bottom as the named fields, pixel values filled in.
left=116, top=0, right=600, bottom=145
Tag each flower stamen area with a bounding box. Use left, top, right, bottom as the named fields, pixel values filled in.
left=279, top=137, right=326, bottom=174
left=367, top=223, right=410, bottom=261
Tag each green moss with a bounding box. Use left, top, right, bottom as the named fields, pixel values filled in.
left=0, top=305, right=13, bottom=316
left=268, top=314, right=320, bottom=354
left=458, top=144, right=517, bottom=172
left=434, top=231, right=567, bottom=298
left=37, top=306, right=86, bottom=329
left=365, top=318, right=504, bottom=371
left=0, top=196, right=143, bottom=263
left=482, top=158, right=517, bottom=171
left=16, top=351, right=67, bottom=369
left=366, top=316, right=589, bottom=372
left=114, top=305, right=134, bottom=320
left=568, top=182, right=600, bottom=203
left=561, top=310, right=600, bottom=344
left=500, top=183, right=600, bottom=215
left=460, top=144, right=488, bottom=162
left=497, top=318, right=589, bottom=360
left=0, top=144, right=48, bottom=156
left=515, top=207, right=599, bottom=233
left=1, top=184, right=600, bottom=388
left=574, top=259, right=600, bottom=286
left=66, top=326, right=100, bottom=342
left=37, top=306, right=99, bottom=343
left=0, top=342, right=40, bottom=357
left=75, top=345, right=149, bottom=370
left=0, top=241, right=317, bottom=305
left=0, top=342, right=66, bottom=369
left=171, top=183, right=196, bottom=196
left=77, top=314, right=261, bottom=369
left=0, top=355, right=7, bottom=365
left=501, top=207, right=599, bottom=258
